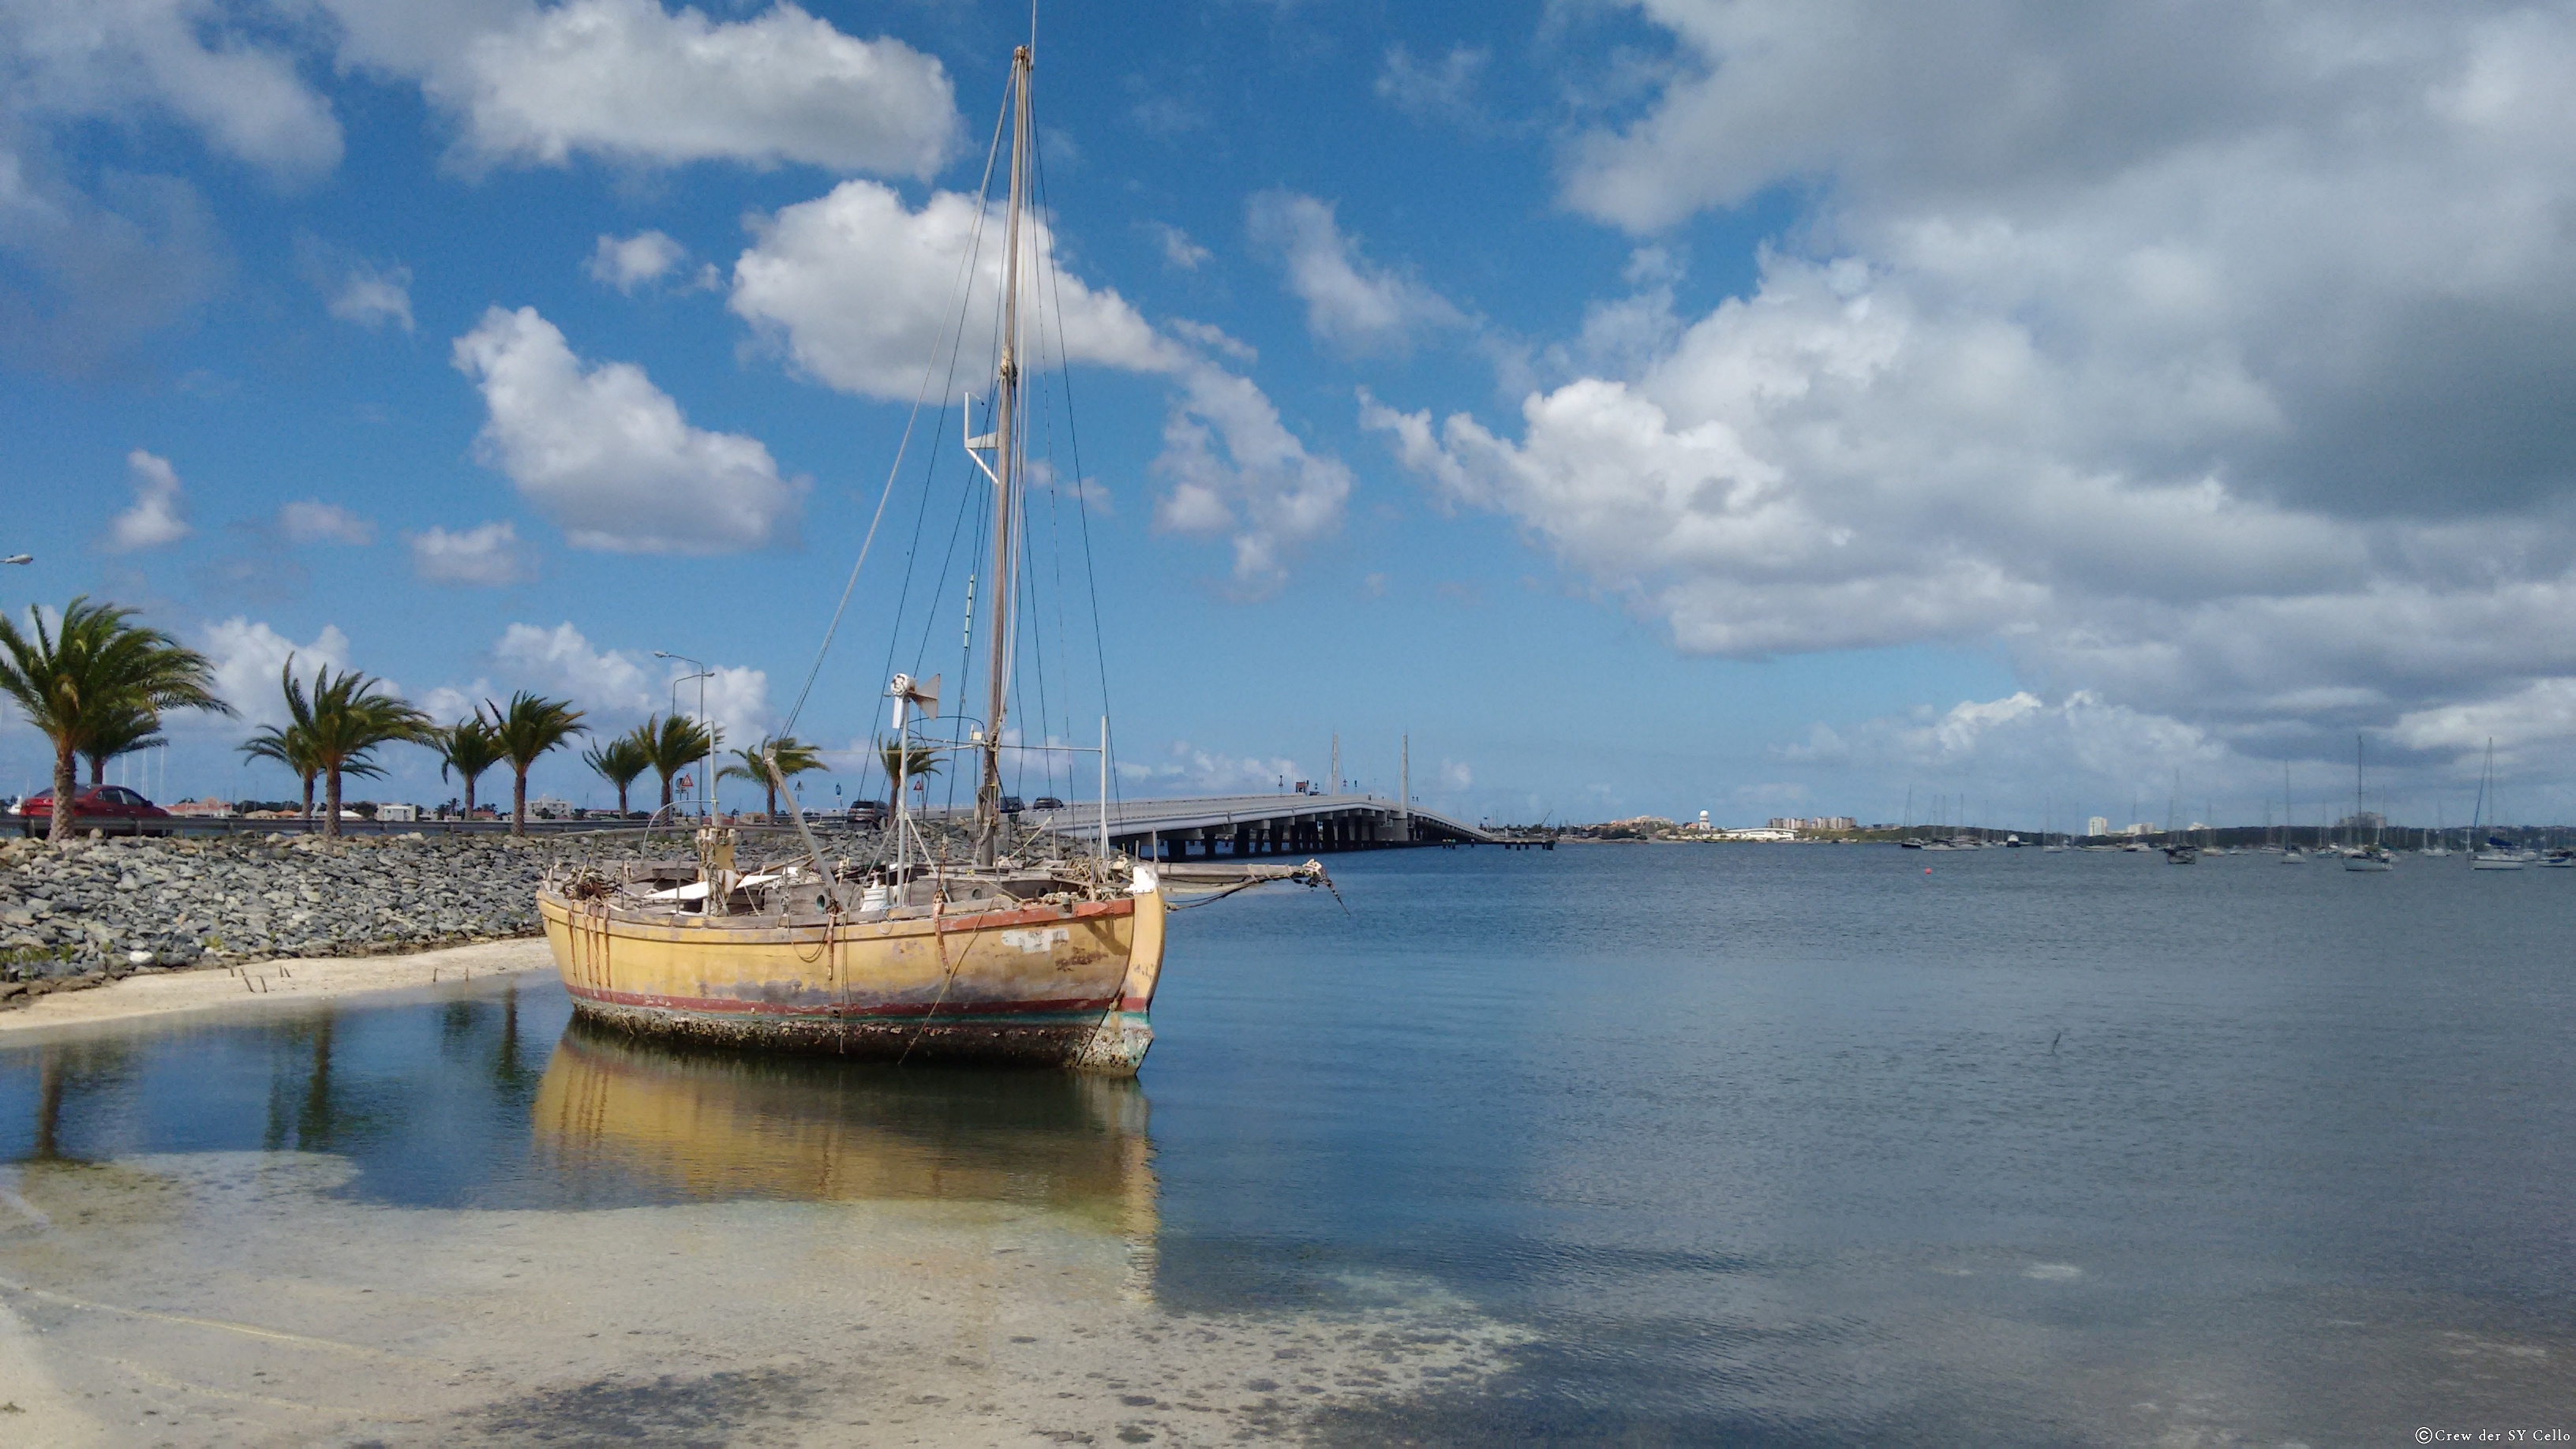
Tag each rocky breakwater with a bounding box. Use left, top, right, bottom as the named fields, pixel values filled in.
left=0, top=833, right=654, bottom=1009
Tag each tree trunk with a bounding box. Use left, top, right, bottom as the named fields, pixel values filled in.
left=88, top=755, right=106, bottom=786
left=47, top=743, right=74, bottom=842
left=512, top=766, right=529, bottom=837
left=463, top=775, right=477, bottom=818
left=616, top=781, right=630, bottom=814
left=301, top=773, right=316, bottom=821
left=323, top=766, right=343, bottom=839
left=658, top=769, right=673, bottom=809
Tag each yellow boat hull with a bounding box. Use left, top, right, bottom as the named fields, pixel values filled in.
left=536, top=886, right=1169, bottom=1073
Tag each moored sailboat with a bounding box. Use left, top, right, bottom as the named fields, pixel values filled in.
left=535, top=33, right=1324, bottom=1073
left=2467, top=739, right=2533, bottom=870
left=2344, top=734, right=2393, bottom=871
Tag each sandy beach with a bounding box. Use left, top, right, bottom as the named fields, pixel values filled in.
left=0, top=939, right=554, bottom=1037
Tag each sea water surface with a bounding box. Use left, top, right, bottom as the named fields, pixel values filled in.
left=4, top=844, right=2572, bottom=1444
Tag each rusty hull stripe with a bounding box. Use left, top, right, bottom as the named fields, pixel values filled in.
left=581, top=893, right=1133, bottom=942
left=566, top=982, right=1118, bottom=1020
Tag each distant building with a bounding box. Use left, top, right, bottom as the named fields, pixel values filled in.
left=374, top=803, right=417, bottom=823
left=2086, top=815, right=2110, bottom=837
left=1767, top=815, right=1856, bottom=833
left=2124, top=822, right=2155, bottom=837
left=527, top=796, right=577, bottom=820
left=165, top=797, right=233, bottom=818
left=1697, top=810, right=1710, bottom=830
left=2336, top=811, right=2387, bottom=830
left=1721, top=828, right=1799, bottom=841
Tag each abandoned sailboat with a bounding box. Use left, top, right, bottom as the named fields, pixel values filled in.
left=536, top=36, right=1324, bottom=1073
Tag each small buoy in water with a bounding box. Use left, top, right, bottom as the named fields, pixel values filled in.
left=1923, top=867, right=1932, bottom=874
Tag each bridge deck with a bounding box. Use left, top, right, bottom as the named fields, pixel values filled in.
left=1017, top=792, right=1493, bottom=853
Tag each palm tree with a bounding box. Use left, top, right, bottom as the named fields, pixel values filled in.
left=0, top=597, right=231, bottom=841
left=486, top=691, right=586, bottom=836
left=434, top=717, right=505, bottom=819
left=81, top=698, right=166, bottom=786
left=640, top=713, right=716, bottom=813
left=238, top=716, right=322, bottom=821
left=279, top=660, right=433, bottom=838
left=718, top=735, right=827, bottom=818
left=878, top=737, right=942, bottom=793
left=582, top=734, right=653, bottom=816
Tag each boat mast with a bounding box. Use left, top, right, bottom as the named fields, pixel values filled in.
left=975, top=42, right=1035, bottom=866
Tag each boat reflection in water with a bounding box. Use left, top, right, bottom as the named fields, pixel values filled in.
left=530, top=1022, right=1158, bottom=1237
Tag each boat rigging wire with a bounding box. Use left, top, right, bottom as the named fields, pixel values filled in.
left=1028, top=91, right=1123, bottom=819
left=784, top=69, right=1013, bottom=743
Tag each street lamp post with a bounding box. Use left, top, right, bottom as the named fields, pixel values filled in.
left=653, top=652, right=713, bottom=822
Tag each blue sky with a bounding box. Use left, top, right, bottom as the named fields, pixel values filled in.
left=6, top=0, right=2576, bottom=830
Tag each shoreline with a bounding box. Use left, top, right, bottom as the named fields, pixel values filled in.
left=0, top=938, right=556, bottom=1036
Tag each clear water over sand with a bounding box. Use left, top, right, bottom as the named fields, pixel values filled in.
left=4, top=844, right=2572, bottom=1443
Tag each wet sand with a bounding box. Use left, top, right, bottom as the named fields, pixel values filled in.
left=0, top=1153, right=1519, bottom=1446
left=0, top=940, right=553, bottom=1038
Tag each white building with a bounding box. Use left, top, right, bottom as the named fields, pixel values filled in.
left=374, top=803, right=417, bottom=823
left=526, top=796, right=578, bottom=819
left=2086, top=815, right=2110, bottom=837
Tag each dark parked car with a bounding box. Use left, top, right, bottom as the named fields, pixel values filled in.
left=1031, top=796, right=1067, bottom=811
left=846, top=800, right=887, bottom=828
left=17, top=785, right=173, bottom=834
left=998, top=795, right=1025, bottom=814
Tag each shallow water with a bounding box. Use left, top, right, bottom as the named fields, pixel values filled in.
left=5, top=844, right=2573, bottom=1443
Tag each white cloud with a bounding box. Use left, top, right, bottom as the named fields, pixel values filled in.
left=1440, top=758, right=1473, bottom=792
left=452, top=305, right=804, bottom=553
left=408, top=519, right=534, bottom=586
left=320, top=0, right=957, bottom=178
left=1148, top=220, right=1209, bottom=271
left=278, top=500, right=374, bottom=545
left=492, top=620, right=644, bottom=706
left=293, top=233, right=412, bottom=331
left=1245, top=191, right=1464, bottom=356
left=731, top=178, right=1181, bottom=399
left=0, top=0, right=344, bottom=181
left=2393, top=680, right=2576, bottom=759
left=1368, top=1, right=2576, bottom=762
left=327, top=259, right=412, bottom=331
left=732, top=179, right=1350, bottom=587
left=419, top=680, right=489, bottom=724
left=197, top=617, right=354, bottom=732
left=0, top=156, right=226, bottom=373
left=1117, top=740, right=1301, bottom=798
left=1152, top=365, right=1352, bottom=593
left=0, top=0, right=337, bottom=369
left=1376, top=43, right=1488, bottom=120
left=103, top=448, right=190, bottom=552
left=1166, top=318, right=1256, bottom=365
left=586, top=229, right=687, bottom=291
left=1773, top=690, right=2266, bottom=826
left=487, top=620, right=768, bottom=742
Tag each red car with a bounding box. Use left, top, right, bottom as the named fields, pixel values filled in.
left=16, top=785, right=174, bottom=833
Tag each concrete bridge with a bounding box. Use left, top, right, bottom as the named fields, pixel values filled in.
left=1022, top=792, right=1496, bottom=859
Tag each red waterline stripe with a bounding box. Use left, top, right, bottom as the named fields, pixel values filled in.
left=566, top=896, right=1134, bottom=938
left=567, top=983, right=1119, bottom=1020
